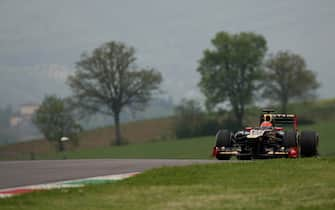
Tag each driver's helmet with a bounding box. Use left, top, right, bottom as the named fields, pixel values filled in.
left=260, top=121, right=273, bottom=127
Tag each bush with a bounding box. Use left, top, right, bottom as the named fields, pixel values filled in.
left=174, top=99, right=226, bottom=138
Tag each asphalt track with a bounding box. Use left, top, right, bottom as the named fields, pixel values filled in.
left=0, top=159, right=220, bottom=189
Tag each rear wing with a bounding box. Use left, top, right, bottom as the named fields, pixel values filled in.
left=260, top=114, right=298, bottom=130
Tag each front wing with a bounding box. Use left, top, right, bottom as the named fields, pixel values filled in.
left=213, top=145, right=298, bottom=159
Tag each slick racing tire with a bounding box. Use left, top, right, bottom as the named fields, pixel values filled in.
left=300, top=131, right=319, bottom=157
left=215, top=129, right=232, bottom=160
left=283, top=131, right=298, bottom=147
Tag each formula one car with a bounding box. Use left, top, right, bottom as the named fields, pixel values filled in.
left=212, top=109, right=319, bottom=160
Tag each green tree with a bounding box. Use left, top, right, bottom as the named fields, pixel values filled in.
left=32, top=95, right=81, bottom=152
left=197, top=31, right=267, bottom=127
left=264, top=51, right=320, bottom=113
left=67, top=41, right=162, bottom=145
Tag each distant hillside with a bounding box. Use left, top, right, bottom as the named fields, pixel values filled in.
left=288, top=98, right=335, bottom=122
left=241, top=98, right=335, bottom=127
left=2, top=98, right=335, bottom=160
left=0, top=117, right=175, bottom=160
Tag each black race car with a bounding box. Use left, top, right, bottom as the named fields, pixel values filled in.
left=212, top=110, right=319, bottom=160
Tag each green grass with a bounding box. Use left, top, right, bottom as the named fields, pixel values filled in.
left=1, top=158, right=335, bottom=210
left=39, top=136, right=215, bottom=160
left=35, top=121, right=335, bottom=160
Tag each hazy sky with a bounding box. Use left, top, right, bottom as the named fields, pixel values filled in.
left=0, top=0, right=334, bottom=104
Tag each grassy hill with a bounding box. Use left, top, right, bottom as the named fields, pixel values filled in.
left=1, top=158, right=334, bottom=210
left=1, top=99, right=335, bottom=160
left=40, top=99, right=335, bottom=160
left=0, top=117, right=175, bottom=160
left=32, top=121, right=334, bottom=160
left=243, top=98, right=335, bottom=125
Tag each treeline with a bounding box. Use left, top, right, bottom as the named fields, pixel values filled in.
left=174, top=31, right=319, bottom=138
left=31, top=31, right=319, bottom=149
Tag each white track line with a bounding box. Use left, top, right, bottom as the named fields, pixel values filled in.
left=0, top=172, right=140, bottom=198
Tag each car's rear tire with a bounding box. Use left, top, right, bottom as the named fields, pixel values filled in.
left=300, top=131, right=319, bottom=157
left=283, top=131, right=297, bottom=147
left=215, top=129, right=232, bottom=160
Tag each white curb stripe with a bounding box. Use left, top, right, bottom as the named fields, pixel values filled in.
left=0, top=172, right=140, bottom=198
